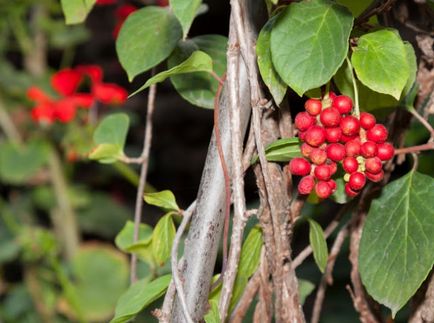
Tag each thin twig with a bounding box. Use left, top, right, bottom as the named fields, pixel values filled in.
left=346, top=57, right=360, bottom=117
left=408, top=107, right=434, bottom=139
left=130, top=70, right=157, bottom=283
left=394, top=142, right=434, bottom=155
left=355, top=0, right=397, bottom=26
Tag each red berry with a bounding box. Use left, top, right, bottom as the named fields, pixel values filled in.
left=310, top=148, right=327, bottom=165
left=328, top=161, right=337, bottom=175
left=305, top=99, right=322, bottom=116
left=325, top=127, right=342, bottom=143
left=345, top=140, right=361, bottom=157
left=366, top=170, right=384, bottom=183
left=360, top=112, right=376, bottom=130
left=365, top=157, right=382, bottom=174
left=298, top=175, right=315, bottom=195
left=320, top=108, right=341, bottom=127
left=289, top=158, right=311, bottom=176
left=345, top=183, right=359, bottom=197
left=343, top=156, right=359, bottom=174
left=315, top=181, right=332, bottom=199
left=349, top=172, right=366, bottom=191
left=340, top=115, right=360, bottom=136
left=328, top=91, right=337, bottom=101
left=367, top=124, right=388, bottom=143
left=326, top=143, right=346, bottom=161
left=341, top=133, right=358, bottom=143
left=332, top=95, right=353, bottom=114
left=299, top=131, right=306, bottom=142
left=314, top=165, right=331, bottom=181
left=327, top=179, right=337, bottom=193
left=305, top=125, right=326, bottom=147
left=360, top=141, right=378, bottom=158
left=295, top=112, right=315, bottom=131
left=301, top=143, right=314, bottom=158
left=376, top=142, right=394, bottom=161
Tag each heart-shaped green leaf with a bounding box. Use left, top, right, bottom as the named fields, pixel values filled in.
left=170, top=0, right=202, bottom=38
left=144, top=190, right=179, bottom=211
left=115, top=221, right=153, bottom=252
left=60, top=0, right=96, bottom=25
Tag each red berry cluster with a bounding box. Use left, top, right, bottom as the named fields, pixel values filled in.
left=289, top=93, right=394, bottom=199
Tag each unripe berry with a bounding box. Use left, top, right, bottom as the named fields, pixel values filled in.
left=376, top=142, right=394, bottom=161
left=367, top=124, right=388, bottom=143
left=301, top=143, right=314, bottom=158
left=305, top=125, right=326, bottom=147
left=295, top=112, right=315, bottom=131
left=340, top=115, right=360, bottom=136
left=332, top=95, right=353, bottom=114
left=298, top=175, right=315, bottom=195
left=326, top=143, right=346, bottom=161
left=327, top=179, right=337, bottom=193
left=310, top=148, right=327, bottom=165
left=314, top=164, right=331, bottom=181
left=349, top=172, right=366, bottom=191
left=315, top=180, right=332, bottom=199
left=365, top=157, right=382, bottom=174
left=320, top=108, right=341, bottom=127
left=345, top=183, right=359, bottom=197
left=325, top=127, right=342, bottom=143
left=289, top=158, right=311, bottom=176
left=343, top=156, right=358, bottom=174
left=360, top=141, right=378, bottom=158
left=345, top=140, right=361, bottom=157
left=305, top=99, right=322, bottom=116
left=366, top=170, right=384, bottom=183
left=360, top=112, right=376, bottom=130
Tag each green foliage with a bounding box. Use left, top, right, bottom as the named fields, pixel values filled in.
left=110, top=275, right=171, bottom=323
left=351, top=29, right=410, bottom=100
left=252, top=137, right=301, bottom=163
left=144, top=190, right=180, bottom=212
left=359, top=171, right=434, bottom=317
left=132, top=50, right=213, bottom=96
left=152, top=214, right=176, bottom=266
left=116, top=7, right=182, bottom=81
left=204, top=299, right=220, bottom=323
left=115, top=221, right=154, bottom=252
left=299, top=279, right=315, bottom=304
left=270, top=0, right=353, bottom=96
left=60, top=0, right=96, bottom=25
left=170, top=0, right=202, bottom=38
left=308, top=219, right=329, bottom=273
left=168, top=34, right=227, bottom=109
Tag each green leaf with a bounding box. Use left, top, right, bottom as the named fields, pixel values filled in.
left=0, top=141, right=50, bottom=184
left=90, top=113, right=129, bottom=164
left=204, top=299, right=220, bottom=323
left=252, top=137, right=301, bottom=164
left=116, top=7, right=182, bottom=81
left=308, top=219, right=328, bottom=273
left=359, top=171, right=434, bottom=317
left=168, top=34, right=227, bottom=109
left=335, top=0, right=374, bottom=17
left=170, top=0, right=202, bottom=38
left=402, top=42, right=417, bottom=98
left=351, top=29, right=409, bottom=100
left=270, top=0, right=353, bottom=96
left=299, top=279, right=315, bottom=304
left=110, top=274, right=171, bottom=323
left=60, top=0, right=96, bottom=25
left=152, top=214, right=176, bottom=266
left=131, top=51, right=213, bottom=96
left=257, top=16, right=287, bottom=105
left=115, top=221, right=154, bottom=252
left=144, top=190, right=179, bottom=211
left=330, top=177, right=350, bottom=204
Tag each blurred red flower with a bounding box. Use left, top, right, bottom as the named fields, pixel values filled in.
left=113, top=4, right=137, bottom=38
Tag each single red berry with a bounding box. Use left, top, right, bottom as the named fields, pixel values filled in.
left=310, top=148, right=327, bottom=165
left=315, top=181, right=332, bottom=199
left=305, top=125, right=327, bottom=147
left=345, top=140, right=361, bottom=157
left=305, top=99, right=322, bottom=116
left=314, top=164, right=331, bottom=181
left=298, top=175, right=315, bottom=195
left=299, top=131, right=306, bottom=142
left=326, top=143, right=346, bottom=161
left=360, top=141, right=378, bottom=158
left=340, top=115, right=360, bottom=136
left=360, top=112, right=376, bottom=130
left=332, top=95, right=353, bottom=114
left=289, top=158, right=311, bottom=176
left=325, top=127, right=342, bottom=143
left=301, top=143, right=314, bottom=158
left=366, top=170, right=384, bottom=183
left=328, top=91, right=337, bottom=101
left=367, top=124, right=388, bottom=143
left=295, top=112, right=315, bottom=131
left=349, top=172, right=366, bottom=191
left=365, top=157, right=382, bottom=174
left=320, top=108, right=341, bottom=127
left=341, top=133, right=358, bottom=143
left=328, top=161, right=337, bottom=175
left=345, top=183, right=359, bottom=197
left=376, top=142, right=394, bottom=161
left=343, top=156, right=359, bottom=174
left=327, top=179, right=337, bottom=193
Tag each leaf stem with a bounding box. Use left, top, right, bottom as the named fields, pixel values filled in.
left=346, top=57, right=360, bottom=118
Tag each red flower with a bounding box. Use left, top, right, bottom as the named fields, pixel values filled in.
left=27, top=86, right=52, bottom=103
left=31, top=102, right=56, bottom=124
left=53, top=99, right=77, bottom=123
left=76, top=65, right=103, bottom=83
left=96, top=0, right=116, bottom=5
left=93, top=83, right=128, bottom=105
left=51, top=68, right=82, bottom=96
left=113, top=5, right=137, bottom=38
left=70, top=93, right=95, bottom=109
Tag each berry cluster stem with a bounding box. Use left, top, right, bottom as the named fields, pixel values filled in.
left=346, top=57, right=360, bottom=118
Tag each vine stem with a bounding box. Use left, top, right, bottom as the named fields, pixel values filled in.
left=346, top=57, right=360, bottom=118
left=130, top=69, right=157, bottom=283
left=394, top=142, right=434, bottom=155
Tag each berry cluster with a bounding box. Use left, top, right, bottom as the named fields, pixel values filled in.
left=289, top=93, right=394, bottom=199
